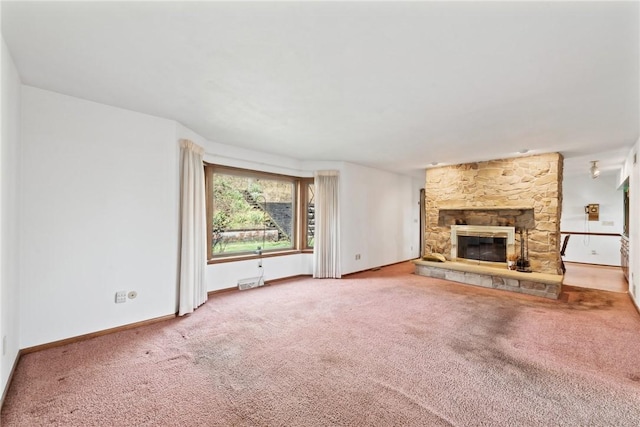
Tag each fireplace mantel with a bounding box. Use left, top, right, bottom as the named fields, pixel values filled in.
left=438, top=206, right=534, bottom=212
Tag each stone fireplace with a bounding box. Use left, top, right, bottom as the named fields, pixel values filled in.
left=424, top=153, right=563, bottom=275
left=414, top=153, right=563, bottom=299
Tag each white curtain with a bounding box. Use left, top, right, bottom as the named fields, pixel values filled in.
left=313, top=170, right=341, bottom=278
left=178, top=139, right=207, bottom=315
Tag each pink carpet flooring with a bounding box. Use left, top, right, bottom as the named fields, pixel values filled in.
left=3, top=262, right=640, bottom=426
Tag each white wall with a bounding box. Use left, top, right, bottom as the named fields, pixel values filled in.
left=16, top=90, right=420, bottom=349
left=339, top=162, right=421, bottom=273
left=20, top=87, right=180, bottom=348
left=182, top=134, right=421, bottom=288
left=301, top=160, right=421, bottom=275
left=191, top=134, right=421, bottom=287
left=199, top=127, right=310, bottom=178
left=561, top=171, right=624, bottom=266
left=624, top=141, right=639, bottom=307
left=1, top=37, right=22, bottom=396
left=208, top=255, right=311, bottom=290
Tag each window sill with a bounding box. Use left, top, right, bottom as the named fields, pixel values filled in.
left=208, top=249, right=303, bottom=265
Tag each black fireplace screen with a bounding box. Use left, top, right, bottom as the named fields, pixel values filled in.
left=457, top=235, right=507, bottom=262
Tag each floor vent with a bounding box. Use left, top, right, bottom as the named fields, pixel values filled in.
left=238, top=277, right=265, bottom=290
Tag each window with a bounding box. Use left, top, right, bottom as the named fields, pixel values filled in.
left=205, top=165, right=313, bottom=260
left=302, top=179, right=315, bottom=249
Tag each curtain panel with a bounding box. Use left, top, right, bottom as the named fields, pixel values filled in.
left=313, top=170, right=341, bottom=278
left=178, top=139, right=207, bottom=315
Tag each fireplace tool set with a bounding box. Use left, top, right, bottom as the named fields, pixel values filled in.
left=516, top=228, right=532, bottom=273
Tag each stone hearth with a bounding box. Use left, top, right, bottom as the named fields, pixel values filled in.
left=413, top=259, right=562, bottom=299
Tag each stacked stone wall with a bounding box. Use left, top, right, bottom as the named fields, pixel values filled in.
left=265, top=202, right=292, bottom=239
left=425, top=153, right=563, bottom=274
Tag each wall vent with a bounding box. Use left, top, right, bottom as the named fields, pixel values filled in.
left=238, top=277, right=265, bottom=290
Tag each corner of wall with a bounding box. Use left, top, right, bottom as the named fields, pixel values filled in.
left=1, top=35, right=23, bottom=403
left=628, top=139, right=640, bottom=307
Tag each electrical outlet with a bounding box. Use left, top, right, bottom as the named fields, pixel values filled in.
left=115, top=291, right=127, bottom=303
left=591, top=250, right=597, bottom=255
left=355, top=254, right=361, bottom=260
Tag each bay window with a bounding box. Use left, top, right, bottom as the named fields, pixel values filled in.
left=205, top=164, right=313, bottom=261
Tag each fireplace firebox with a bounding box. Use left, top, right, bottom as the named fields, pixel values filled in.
left=457, top=235, right=507, bottom=262
left=451, top=225, right=516, bottom=265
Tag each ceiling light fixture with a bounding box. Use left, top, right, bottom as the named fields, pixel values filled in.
left=518, top=149, right=529, bottom=154
left=590, top=161, right=600, bottom=179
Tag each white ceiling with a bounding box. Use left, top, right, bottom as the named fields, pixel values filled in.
left=2, top=1, right=638, bottom=177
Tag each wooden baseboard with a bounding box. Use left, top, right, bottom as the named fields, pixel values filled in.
left=207, top=287, right=237, bottom=297
left=208, top=260, right=412, bottom=291
left=207, top=274, right=312, bottom=298
left=1, top=349, right=23, bottom=411
left=343, top=258, right=417, bottom=277
left=265, top=274, right=310, bottom=285
left=21, top=313, right=177, bottom=355
left=630, top=293, right=640, bottom=317
left=564, top=261, right=622, bottom=268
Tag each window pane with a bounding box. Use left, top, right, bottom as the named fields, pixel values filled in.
left=212, top=172, right=294, bottom=256
left=306, top=183, right=315, bottom=248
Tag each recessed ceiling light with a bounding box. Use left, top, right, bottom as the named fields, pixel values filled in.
left=518, top=149, right=529, bottom=154
left=430, top=162, right=439, bottom=166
